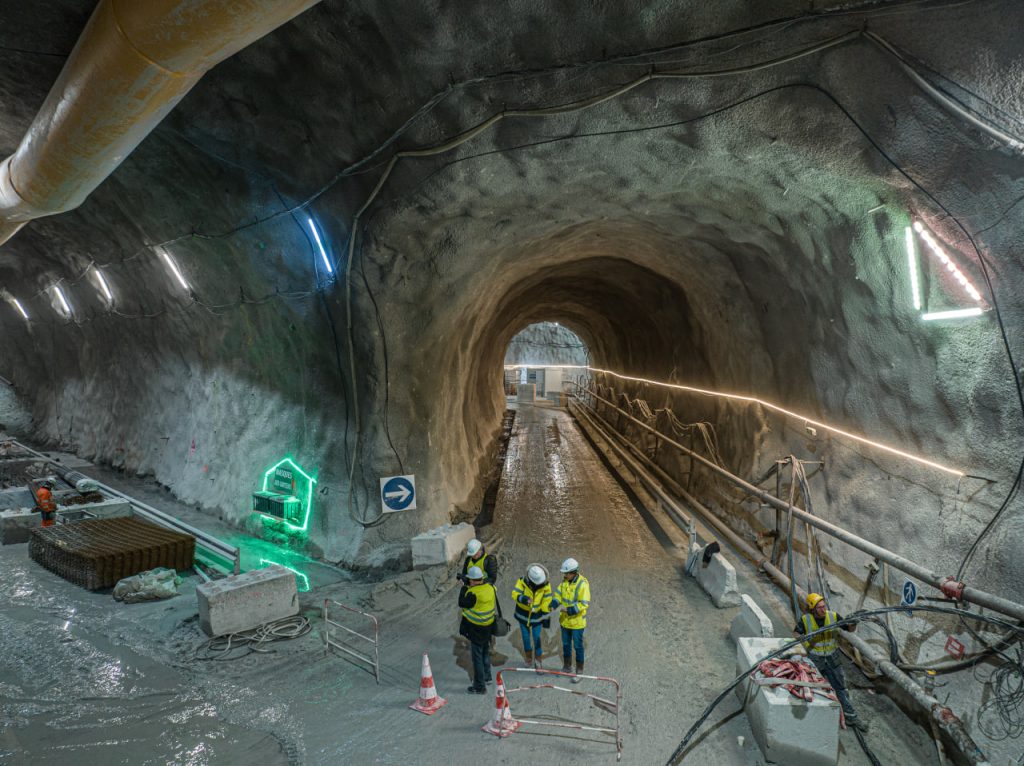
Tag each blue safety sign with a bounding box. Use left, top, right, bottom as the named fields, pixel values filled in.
left=900, top=579, right=918, bottom=607
left=380, top=475, right=416, bottom=513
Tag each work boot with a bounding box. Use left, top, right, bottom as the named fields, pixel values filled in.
left=521, top=650, right=534, bottom=668
left=561, top=657, right=572, bottom=674
left=533, top=654, right=544, bottom=671
left=466, top=685, right=486, bottom=695
left=572, top=661, right=584, bottom=684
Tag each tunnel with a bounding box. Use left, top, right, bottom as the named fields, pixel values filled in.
left=1, top=1, right=1023, bottom=764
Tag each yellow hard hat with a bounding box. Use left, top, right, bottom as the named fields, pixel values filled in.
left=806, top=593, right=824, bottom=609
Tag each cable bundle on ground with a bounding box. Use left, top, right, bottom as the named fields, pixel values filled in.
left=194, top=615, right=312, bottom=661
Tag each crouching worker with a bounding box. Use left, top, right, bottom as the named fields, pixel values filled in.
left=459, top=565, right=497, bottom=694
left=511, top=564, right=552, bottom=669
left=795, top=592, right=869, bottom=732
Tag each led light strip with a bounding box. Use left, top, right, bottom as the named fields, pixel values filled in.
left=904, top=226, right=921, bottom=311
left=94, top=266, right=113, bottom=303
left=922, top=307, right=984, bottom=321
left=53, top=285, right=72, bottom=316
left=12, top=298, right=28, bottom=320
left=912, top=221, right=983, bottom=303
left=160, top=248, right=189, bottom=291
left=504, top=363, right=965, bottom=476
left=307, top=218, right=334, bottom=275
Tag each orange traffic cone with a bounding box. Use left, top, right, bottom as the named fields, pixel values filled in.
left=410, top=652, right=448, bottom=715
left=482, top=676, right=520, bottom=737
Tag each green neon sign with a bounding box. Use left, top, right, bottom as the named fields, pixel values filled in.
left=260, top=558, right=310, bottom=592
left=252, top=456, right=316, bottom=534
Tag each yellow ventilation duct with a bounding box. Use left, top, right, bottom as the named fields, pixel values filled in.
left=0, top=0, right=322, bottom=245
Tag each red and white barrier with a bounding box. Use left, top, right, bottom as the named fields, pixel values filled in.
left=481, top=667, right=623, bottom=760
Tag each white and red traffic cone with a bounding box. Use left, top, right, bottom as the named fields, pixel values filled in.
left=409, top=652, right=448, bottom=715
left=482, top=675, right=520, bottom=737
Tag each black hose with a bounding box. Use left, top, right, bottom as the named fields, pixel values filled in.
left=665, top=604, right=1024, bottom=765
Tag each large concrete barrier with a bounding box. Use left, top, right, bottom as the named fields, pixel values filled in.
left=411, top=522, right=476, bottom=568
left=688, top=541, right=741, bottom=607
left=197, top=564, right=299, bottom=636
left=736, top=637, right=840, bottom=766
left=730, top=594, right=775, bottom=643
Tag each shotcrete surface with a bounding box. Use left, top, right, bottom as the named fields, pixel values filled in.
left=0, top=405, right=936, bottom=764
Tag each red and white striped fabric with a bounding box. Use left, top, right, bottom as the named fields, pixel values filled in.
left=754, top=658, right=846, bottom=728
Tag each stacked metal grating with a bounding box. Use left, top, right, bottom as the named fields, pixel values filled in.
left=28, top=517, right=195, bottom=590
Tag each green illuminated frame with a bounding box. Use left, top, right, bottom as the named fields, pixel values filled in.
left=256, top=456, right=317, bottom=533
left=260, top=558, right=310, bottom=592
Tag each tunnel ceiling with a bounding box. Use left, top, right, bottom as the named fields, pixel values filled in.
left=0, top=0, right=1022, bottom=587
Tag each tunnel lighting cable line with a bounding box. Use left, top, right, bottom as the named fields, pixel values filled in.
left=445, top=78, right=1023, bottom=583
left=666, top=604, right=1024, bottom=765
left=510, top=364, right=965, bottom=477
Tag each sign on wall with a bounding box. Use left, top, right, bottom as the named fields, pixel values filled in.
left=380, top=475, right=416, bottom=514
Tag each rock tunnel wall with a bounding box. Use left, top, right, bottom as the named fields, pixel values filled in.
left=1, top=4, right=1023, bottom=747
left=504, top=322, right=589, bottom=367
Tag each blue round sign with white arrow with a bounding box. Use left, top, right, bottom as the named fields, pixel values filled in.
left=380, top=475, right=416, bottom=513
left=900, top=579, right=918, bottom=607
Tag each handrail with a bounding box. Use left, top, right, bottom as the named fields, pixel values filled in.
left=10, top=440, right=240, bottom=574
left=570, top=387, right=1024, bottom=623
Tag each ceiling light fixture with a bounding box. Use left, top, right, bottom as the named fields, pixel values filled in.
left=307, top=218, right=334, bottom=275
left=160, top=249, right=189, bottom=291
left=52, top=285, right=72, bottom=317
left=912, top=221, right=983, bottom=303
left=504, top=363, right=965, bottom=477
left=94, top=266, right=113, bottom=303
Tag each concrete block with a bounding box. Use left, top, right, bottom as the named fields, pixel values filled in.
left=0, top=487, right=33, bottom=510
left=688, top=541, right=742, bottom=607
left=1, top=508, right=38, bottom=545
left=196, top=564, right=299, bottom=637
left=730, top=594, right=775, bottom=643
left=736, top=637, right=839, bottom=766
left=516, top=383, right=536, bottom=402
left=411, top=522, right=475, bottom=568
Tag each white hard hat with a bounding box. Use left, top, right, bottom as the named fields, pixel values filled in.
left=560, top=557, right=579, bottom=574
left=467, top=539, right=482, bottom=556
left=466, top=566, right=484, bottom=580
left=527, top=565, right=545, bottom=585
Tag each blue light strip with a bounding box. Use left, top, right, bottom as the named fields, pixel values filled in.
left=307, top=218, right=334, bottom=275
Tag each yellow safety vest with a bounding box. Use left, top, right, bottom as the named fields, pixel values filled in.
left=465, top=552, right=489, bottom=579
left=511, top=578, right=552, bottom=625
left=555, top=575, right=590, bottom=629
left=801, top=611, right=839, bottom=656
left=462, top=583, right=497, bottom=626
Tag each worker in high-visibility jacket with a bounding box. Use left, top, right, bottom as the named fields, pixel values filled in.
left=458, top=538, right=496, bottom=584
left=511, top=564, right=552, bottom=669
left=459, top=565, right=498, bottom=694
left=34, top=480, right=57, bottom=527
left=794, top=592, right=868, bottom=732
left=548, top=557, right=590, bottom=681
